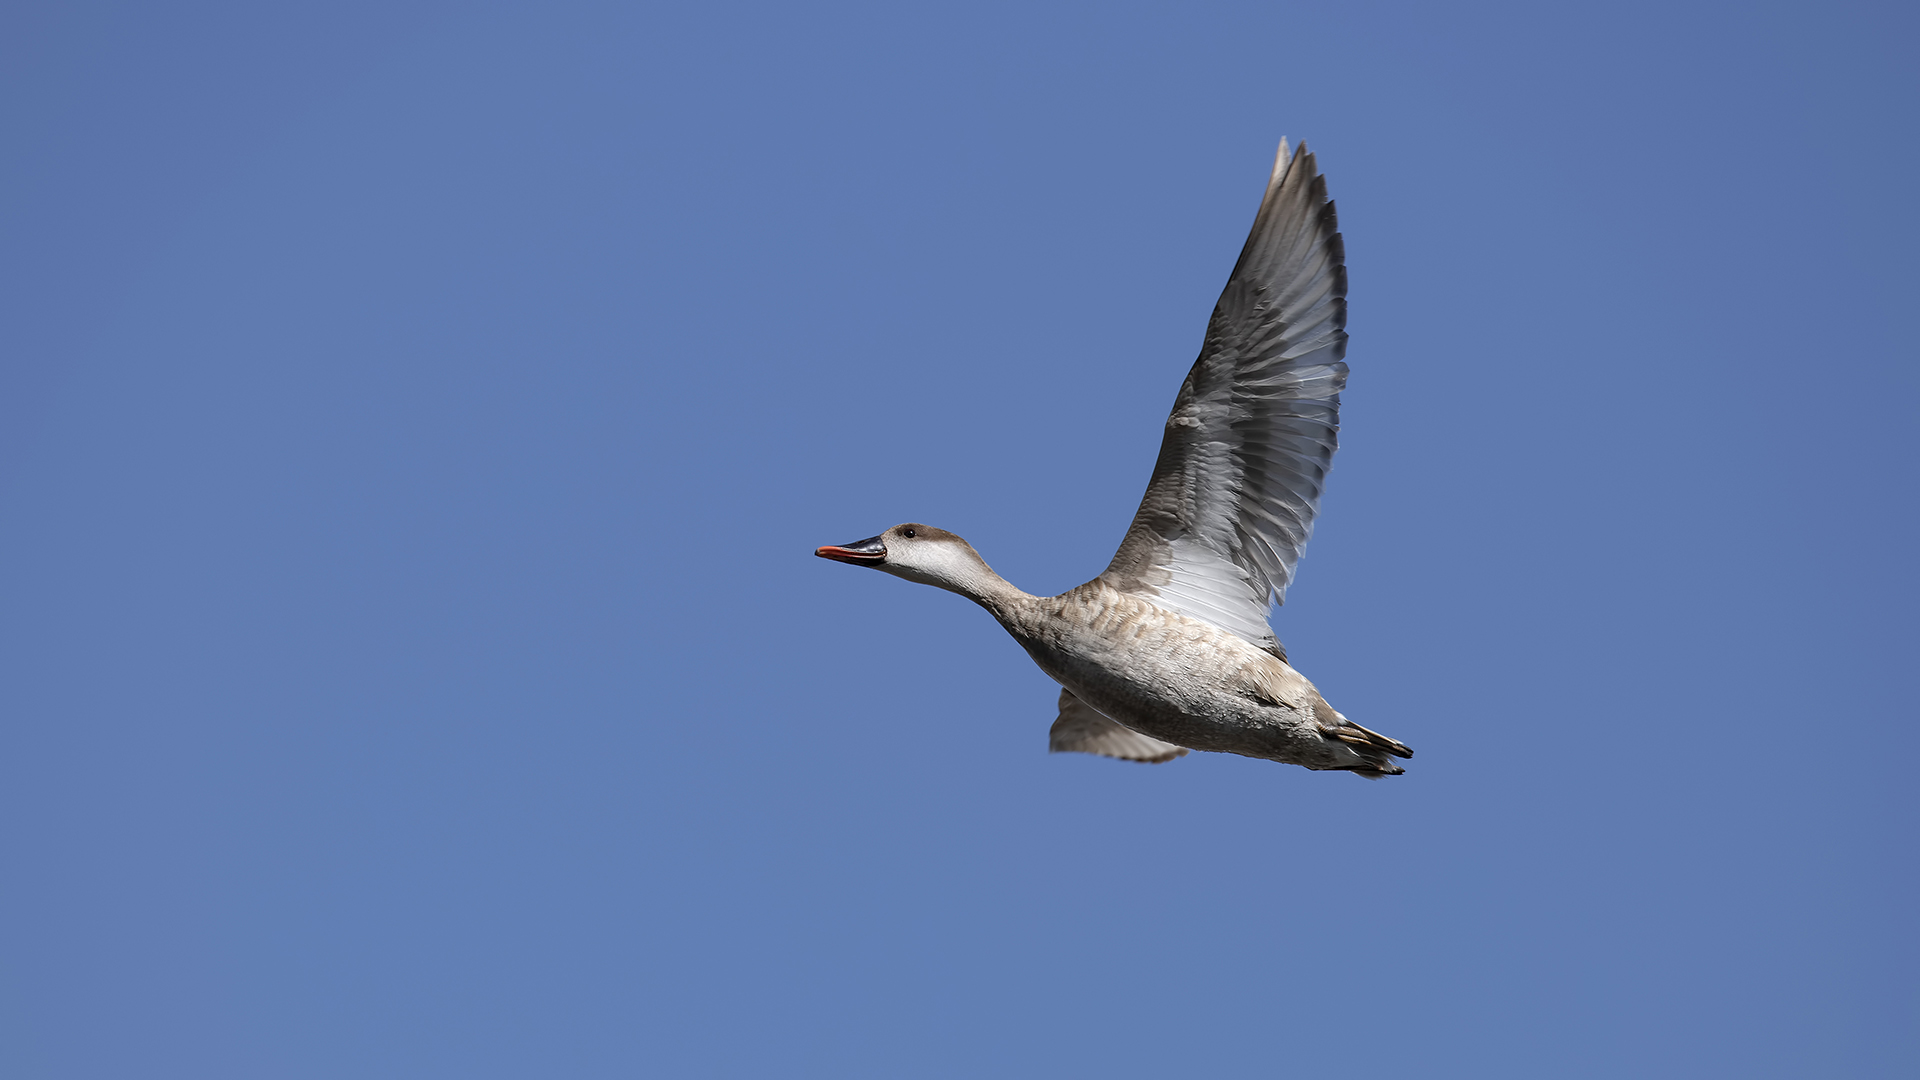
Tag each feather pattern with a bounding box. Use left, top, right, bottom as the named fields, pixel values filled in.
left=1047, top=687, right=1188, bottom=764
left=1100, top=139, right=1348, bottom=653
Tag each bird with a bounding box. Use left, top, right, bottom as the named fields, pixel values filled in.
left=815, top=138, right=1410, bottom=778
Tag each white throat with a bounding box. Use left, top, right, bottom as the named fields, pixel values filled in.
left=881, top=542, right=1024, bottom=609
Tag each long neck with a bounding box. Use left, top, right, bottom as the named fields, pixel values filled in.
left=953, top=564, right=1030, bottom=618
left=907, top=545, right=1032, bottom=617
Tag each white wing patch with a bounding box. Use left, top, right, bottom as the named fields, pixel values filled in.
left=1148, top=537, right=1278, bottom=653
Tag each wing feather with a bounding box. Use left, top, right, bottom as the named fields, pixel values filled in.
left=1100, top=139, right=1348, bottom=653
left=1047, top=689, right=1188, bottom=764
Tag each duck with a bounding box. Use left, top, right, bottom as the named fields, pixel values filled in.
left=816, top=139, right=1411, bottom=777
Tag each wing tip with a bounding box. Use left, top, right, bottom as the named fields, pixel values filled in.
left=1269, top=137, right=1293, bottom=187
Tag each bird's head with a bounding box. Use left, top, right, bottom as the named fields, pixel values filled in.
left=814, top=523, right=997, bottom=597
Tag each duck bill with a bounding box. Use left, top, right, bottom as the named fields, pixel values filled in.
left=814, top=534, right=887, bottom=566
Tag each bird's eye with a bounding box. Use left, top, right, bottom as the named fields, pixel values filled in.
left=902, top=528, right=916, bottom=538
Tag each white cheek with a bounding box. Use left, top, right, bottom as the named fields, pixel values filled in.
left=922, top=545, right=964, bottom=575
left=882, top=544, right=956, bottom=585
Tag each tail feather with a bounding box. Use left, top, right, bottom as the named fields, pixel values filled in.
left=1326, top=721, right=1412, bottom=759
left=1335, top=759, right=1405, bottom=779
left=1314, top=701, right=1412, bottom=779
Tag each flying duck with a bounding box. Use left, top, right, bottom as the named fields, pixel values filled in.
left=816, top=139, right=1410, bottom=777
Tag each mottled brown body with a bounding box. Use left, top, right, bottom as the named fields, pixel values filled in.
left=982, top=579, right=1404, bottom=774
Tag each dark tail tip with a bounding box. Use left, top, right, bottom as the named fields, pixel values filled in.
left=1327, top=722, right=1413, bottom=760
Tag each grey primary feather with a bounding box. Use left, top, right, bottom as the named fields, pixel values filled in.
left=1100, top=139, right=1348, bottom=654
left=1048, top=688, right=1188, bottom=764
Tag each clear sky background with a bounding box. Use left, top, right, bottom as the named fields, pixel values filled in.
left=3, top=2, right=1915, bottom=1076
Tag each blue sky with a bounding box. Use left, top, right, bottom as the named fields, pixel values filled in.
left=3, top=2, right=1915, bottom=1076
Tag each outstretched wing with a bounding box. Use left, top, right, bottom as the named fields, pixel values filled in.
left=1048, top=689, right=1187, bottom=764
left=1100, top=139, right=1347, bottom=653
